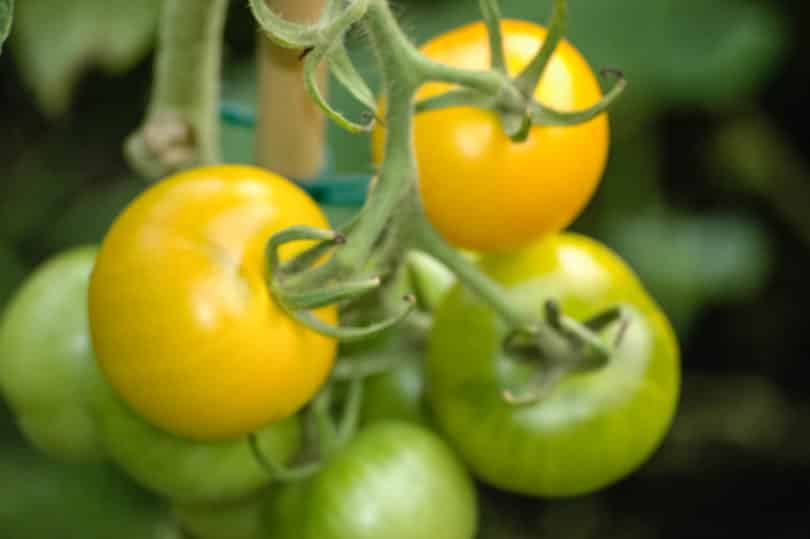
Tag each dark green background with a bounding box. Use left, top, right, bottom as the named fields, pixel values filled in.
left=2, top=0, right=809, bottom=538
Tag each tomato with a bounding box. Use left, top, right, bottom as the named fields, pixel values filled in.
left=88, top=164, right=337, bottom=441
left=427, top=233, right=680, bottom=497
left=361, top=358, right=429, bottom=427
left=338, top=330, right=431, bottom=427
left=174, top=496, right=266, bottom=539
left=0, top=247, right=104, bottom=461
left=371, top=20, right=609, bottom=252
left=263, top=422, right=477, bottom=539
left=87, top=360, right=301, bottom=504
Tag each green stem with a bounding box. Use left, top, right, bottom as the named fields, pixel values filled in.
left=325, top=0, right=422, bottom=275
left=414, top=221, right=527, bottom=328
left=414, top=219, right=578, bottom=366
left=126, top=0, right=227, bottom=179
left=514, top=0, right=567, bottom=97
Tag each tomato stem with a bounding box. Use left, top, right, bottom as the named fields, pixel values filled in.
left=126, top=0, right=228, bottom=179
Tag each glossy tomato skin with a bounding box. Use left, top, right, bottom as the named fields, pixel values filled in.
left=428, top=234, right=680, bottom=497
left=372, top=20, right=609, bottom=252
left=87, top=361, right=301, bottom=504
left=263, top=422, right=477, bottom=539
left=0, top=247, right=103, bottom=460
left=88, top=165, right=337, bottom=441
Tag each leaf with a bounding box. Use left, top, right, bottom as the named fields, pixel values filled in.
left=606, top=210, right=772, bottom=335
left=42, top=176, right=145, bottom=251
left=11, top=0, right=161, bottom=117
left=0, top=0, right=12, bottom=53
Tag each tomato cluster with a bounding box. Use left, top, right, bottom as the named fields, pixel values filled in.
left=0, top=18, right=679, bottom=539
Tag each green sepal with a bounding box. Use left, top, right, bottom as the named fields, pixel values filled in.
left=529, top=68, right=627, bottom=126
left=248, top=0, right=319, bottom=49
left=283, top=277, right=381, bottom=310
left=248, top=434, right=321, bottom=483
left=327, top=42, right=378, bottom=113
left=289, top=295, right=416, bottom=343
left=414, top=88, right=494, bottom=114
left=513, top=0, right=569, bottom=97
left=304, top=44, right=375, bottom=134
left=265, top=226, right=342, bottom=278
left=478, top=0, right=506, bottom=72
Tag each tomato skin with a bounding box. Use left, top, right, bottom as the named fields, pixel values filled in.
left=372, top=20, right=609, bottom=252
left=87, top=361, right=301, bottom=505
left=347, top=331, right=431, bottom=427
left=174, top=497, right=266, bottom=539
left=263, top=422, right=477, bottom=539
left=0, top=247, right=104, bottom=461
left=361, top=358, right=430, bottom=427
left=88, top=164, right=337, bottom=441
left=427, top=233, right=680, bottom=497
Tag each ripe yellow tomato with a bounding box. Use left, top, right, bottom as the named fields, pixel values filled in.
left=89, top=165, right=337, bottom=441
left=372, top=20, right=609, bottom=252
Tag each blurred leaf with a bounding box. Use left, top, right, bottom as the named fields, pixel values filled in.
left=0, top=146, right=89, bottom=245
left=11, top=0, right=161, bottom=116
left=0, top=0, right=12, bottom=53
left=42, top=177, right=144, bottom=251
left=0, top=447, right=179, bottom=539
left=711, top=113, right=810, bottom=251
left=607, top=210, right=772, bottom=334
left=645, top=375, right=795, bottom=477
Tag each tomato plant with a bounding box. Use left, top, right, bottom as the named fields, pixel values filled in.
left=88, top=164, right=338, bottom=441
left=0, top=246, right=103, bottom=461
left=372, top=19, right=610, bottom=252
left=428, top=233, right=680, bottom=496
left=88, top=360, right=301, bottom=504
left=262, top=422, right=477, bottom=539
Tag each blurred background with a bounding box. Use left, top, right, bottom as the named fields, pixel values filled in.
left=2, top=0, right=809, bottom=537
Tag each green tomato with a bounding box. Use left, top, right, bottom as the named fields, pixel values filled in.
left=428, top=233, right=680, bottom=497
left=362, top=358, right=430, bottom=427
left=0, top=246, right=104, bottom=460
left=263, top=422, right=477, bottom=539
left=174, top=496, right=266, bottom=539
left=88, top=363, right=301, bottom=505
left=339, top=329, right=431, bottom=427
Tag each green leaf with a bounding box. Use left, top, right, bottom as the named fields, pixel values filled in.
left=42, top=177, right=145, bottom=251
left=0, top=0, right=12, bottom=53
left=606, top=210, right=772, bottom=334
left=11, top=0, right=161, bottom=116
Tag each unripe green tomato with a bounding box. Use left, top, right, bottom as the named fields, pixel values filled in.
left=0, top=246, right=104, bottom=460
left=88, top=362, right=301, bottom=505
left=263, top=422, right=478, bottom=539
left=174, top=496, right=266, bottom=539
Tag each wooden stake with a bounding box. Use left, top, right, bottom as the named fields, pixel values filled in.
left=256, top=0, right=328, bottom=180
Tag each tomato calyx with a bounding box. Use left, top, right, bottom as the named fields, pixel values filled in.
left=264, top=224, right=417, bottom=342
left=415, top=0, right=626, bottom=142
left=501, top=300, right=629, bottom=405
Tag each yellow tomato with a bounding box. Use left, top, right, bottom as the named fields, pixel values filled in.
left=372, top=20, right=609, bottom=252
left=89, top=165, right=337, bottom=441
